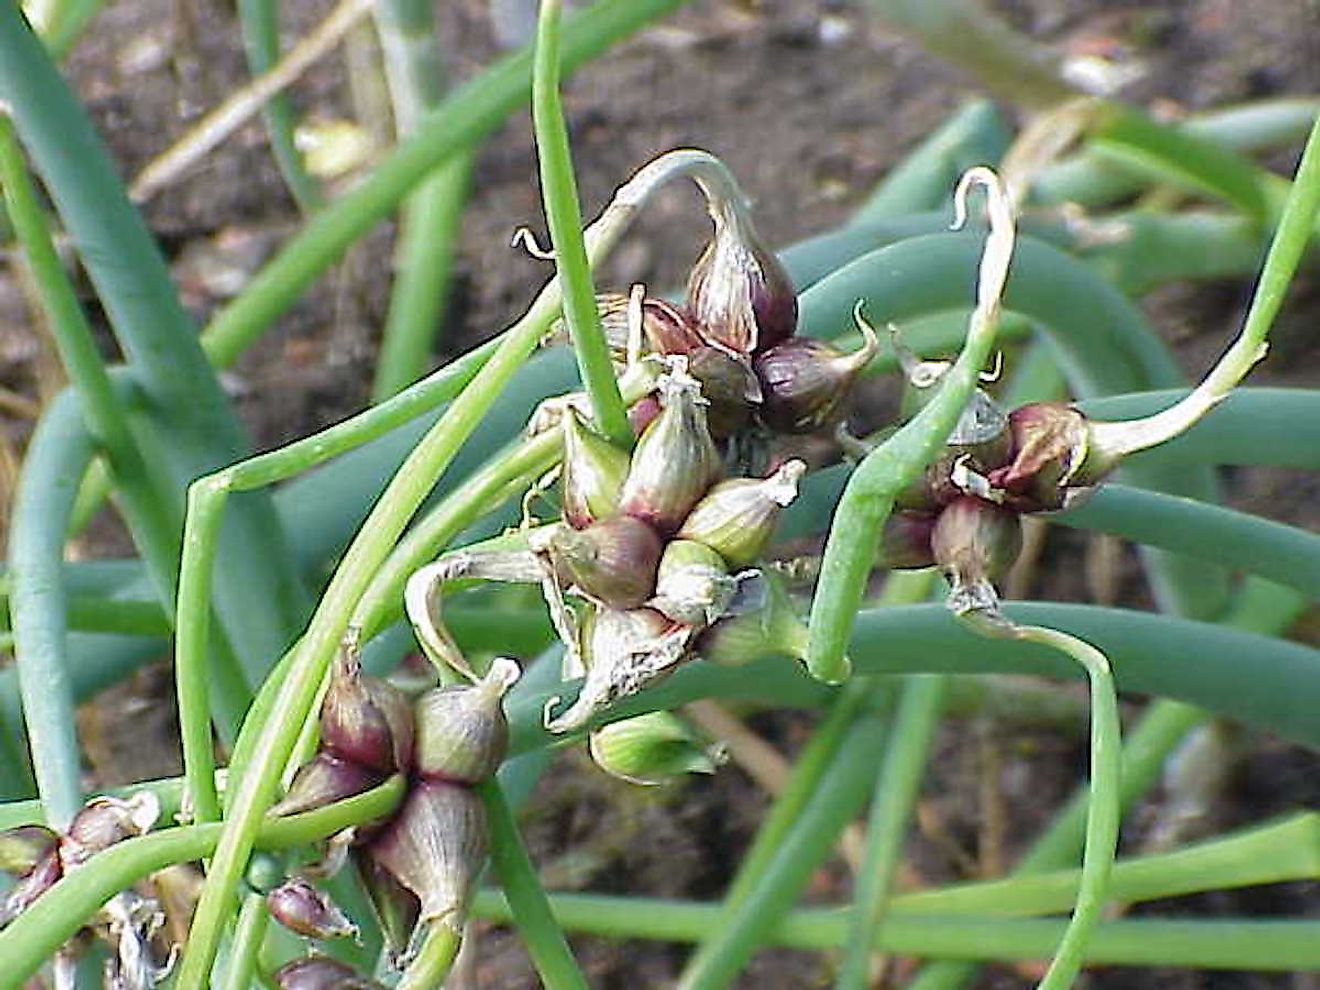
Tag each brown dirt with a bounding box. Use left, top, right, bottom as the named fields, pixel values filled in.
left=2, top=0, right=1318, bottom=987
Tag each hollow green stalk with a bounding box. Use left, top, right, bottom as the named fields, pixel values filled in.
left=173, top=156, right=698, bottom=948
left=807, top=168, right=1016, bottom=682
left=678, top=707, right=892, bottom=989
left=221, top=893, right=271, bottom=990
left=397, top=923, right=464, bottom=990
left=371, top=0, right=472, bottom=399
left=0, top=777, right=403, bottom=987
left=473, top=891, right=1320, bottom=970
left=980, top=625, right=1120, bottom=990
left=236, top=0, right=323, bottom=212
left=5, top=392, right=92, bottom=830
left=478, top=778, right=588, bottom=990
left=892, top=811, right=1319, bottom=918
left=836, top=674, right=946, bottom=990
left=0, top=3, right=308, bottom=676
left=1085, top=112, right=1320, bottom=467
left=532, top=0, right=630, bottom=446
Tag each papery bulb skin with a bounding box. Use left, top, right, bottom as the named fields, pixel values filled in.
left=321, top=648, right=415, bottom=775
left=0, top=847, right=61, bottom=927
left=549, top=514, right=664, bottom=609
left=597, top=292, right=706, bottom=356
left=677, top=459, right=806, bottom=566
left=685, top=200, right=797, bottom=356
left=368, top=780, right=486, bottom=931
left=931, top=496, right=1023, bottom=615
left=877, top=511, right=938, bottom=570
left=987, top=402, right=1092, bottom=512
left=561, top=406, right=630, bottom=529
left=753, top=321, right=878, bottom=434
left=618, top=363, right=722, bottom=533
left=267, top=877, right=358, bottom=940
left=273, top=956, right=384, bottom=990
left=588, top=711, right=724, bottom=785
left=414, top=658, right=518, bottom=784
left=650, top=539, right=736, bottom=627
left=546, top=607, right=693, bottom=734
left=687, top=345, right=761, bottom=437
left=0, top=825, right=57, bottom=875
left=61, top=793, right=159, bottom=867
left=627, top=395, right=662, bottom=436
left=272, top=753, right=383, bottom=818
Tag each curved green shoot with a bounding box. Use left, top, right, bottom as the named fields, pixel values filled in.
left=5, top=392, right=93, bottom=829
left=807, top=167, right=1016, bottom=682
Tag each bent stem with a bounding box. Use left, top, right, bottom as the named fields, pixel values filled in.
left=1085, top=111, right=1320, bottom=471
left=807, top=166, right=1016, bottom=683
left=961, top=618, right=1121, bottom=990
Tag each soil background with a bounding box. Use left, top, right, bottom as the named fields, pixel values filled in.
left=2, top=0, right=1318, bottom=987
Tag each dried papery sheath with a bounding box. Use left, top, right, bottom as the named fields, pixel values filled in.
left=61, top=793, right=160, bottom=868
left=545, top=607, right=695, bottom=734
left=688, top=344, right=761, bottom=436
left=273, top=956, right=385, bottom=990
left=267, top=877, right=358, bottom=940
left=588, top=711, right=725, bottom=785
left=987, top=401, right=1092, bottom=511
left=549, top=513, right=664, bottom=609
left=415, top=657, right=519, bottom=784
left=685, top=164, right=797, bottom=356
left=0, top=847, right=61, bottom=927
left=695, top=569, right=820, bottom=671
left=272, top=753, right=382, bottom=818
left=878, top=510, right=938, bottom=570
left=0, top=825, right=57, bottom=875
left=321, top=641, right=415, bottom=775
left=357, top=852, right=420, bottom=967
left=753, top=305, right=879, bottom=434
left=596, top=291, right=705, bottom=357
left=677, top=459, right=806, bottom=566
left=619, top=358, right=722, bottom=533
left=650, top=539, right=737, bottom=626
left=931, top=495, right=1023, bottom=618
left=627, top=394, right=662, bottom=436
left=100, top=889, right=173, bottom=990
left=561, top=406, right=630, bottom=529
left=368, top=779, right=486, bottom=932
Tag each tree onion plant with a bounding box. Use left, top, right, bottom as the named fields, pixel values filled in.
left=1, top=0, right=1318, bottom=987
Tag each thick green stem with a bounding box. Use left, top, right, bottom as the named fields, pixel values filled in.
left=478, top=778, right=588, bottom=990
left=532, top=0, right=630, bottom=446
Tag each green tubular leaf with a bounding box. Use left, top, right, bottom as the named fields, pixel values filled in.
left=236, top=0, right=323, bottom=212
left=0, top=5, right=309, bottom=677
left=5, top=392, right=93, bottom=829
left=1034, top=97, right=1320, bottom=208
left=677, top=707, right=891, bottom=989
left=505, top=603, right=1320, bottom=754
left=1089, top=104, right=1273, bottom=221
left=1055, top=484, right=1320, bottom=597
left=1079, top=387, right=1320, bottom=470
left=200, top=0, right=692, bottom=367
left=797, top=229, right=1225, bottom=618
left=849, top=99, right=1011, bottom=223
left=471, top=891, right=1320, bottom=970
